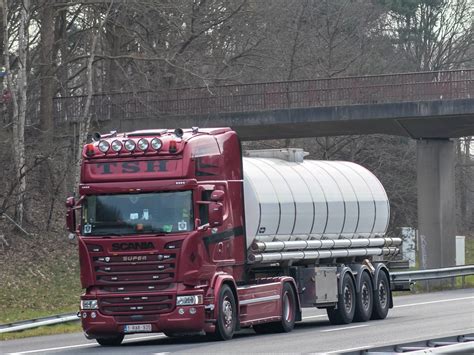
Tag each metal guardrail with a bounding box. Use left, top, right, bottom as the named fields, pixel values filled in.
left=349, top=333, right=474, bottom=354
left=1, top=265, right=473, bottom=334
left=391, top=265, right=474, bottom=287
left=0, top=313, right=78, bottom=334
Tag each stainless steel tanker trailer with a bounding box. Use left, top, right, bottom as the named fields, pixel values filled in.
left=242, top=149, right=401, bottom=325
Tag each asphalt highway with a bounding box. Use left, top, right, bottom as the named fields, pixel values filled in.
left=2, top=288, right=473, bottom=354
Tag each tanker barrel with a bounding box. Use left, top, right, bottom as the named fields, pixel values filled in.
left=250, top=238, right=402, bottom=253
left=249, top=246, right=400, bottom=264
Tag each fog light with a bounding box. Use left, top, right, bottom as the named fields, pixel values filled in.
left=178, top=308, right=185, bottom=315
left=91, top=312, right=97, bottom=319
left=82, top=312, right=87, bottom=319
left=189, top=307, right=197, bottom=315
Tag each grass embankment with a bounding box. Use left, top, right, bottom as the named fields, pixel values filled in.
left=0, top=234, right=82, bottom=340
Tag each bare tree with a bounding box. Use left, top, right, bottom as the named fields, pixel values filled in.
left=2, top=0, right=30, bottom=225
left=73, top=3, right=113, bottom=190
left=380, top=0, right=474, bottom=70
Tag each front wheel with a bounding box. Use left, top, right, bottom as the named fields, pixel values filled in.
left=214, top=284, right=237, bottom=340
left=96, top=334, right=124, bottom=346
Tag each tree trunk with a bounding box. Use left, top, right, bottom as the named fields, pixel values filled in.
left=39, top=0, right=55, bottom=134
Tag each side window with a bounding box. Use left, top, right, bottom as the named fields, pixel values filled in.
left=199, top=190, right=212, bottom=225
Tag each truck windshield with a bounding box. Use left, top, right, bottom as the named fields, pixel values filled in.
left=81, top=191, right=193, bottom=236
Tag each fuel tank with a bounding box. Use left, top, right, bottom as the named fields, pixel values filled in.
left=243, top=154, right=390, bottom=248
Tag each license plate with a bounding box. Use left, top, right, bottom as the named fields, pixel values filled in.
left=124, top=324, right=152, bottom=333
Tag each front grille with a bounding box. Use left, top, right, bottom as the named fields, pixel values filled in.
left=100, top=294, right=174, bottom=315
left=92, top=251, right=177, bottom=315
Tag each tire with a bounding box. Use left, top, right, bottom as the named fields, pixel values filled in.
left=327, top=272, right=356, bottom=325
left=254, top=282, right=297, bottom=334
left=214, top=284, right=237, bottom=340
left=354, top=271, right=373, bottom=322
left=371, top=270, right=390, bottom=320
left=96, top=334, right=124, bottom=346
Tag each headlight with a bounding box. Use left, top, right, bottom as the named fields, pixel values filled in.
left=137, top=138, right=149, bottom=151
left=111, top=140, right=122, bottom=152
left=98, top=140, right=110, bottom=153
left=81, top=299, right=98, bottom=310
left=124, top=139, right=136, bottom=151
left=176, top=295, right=203, bottom=306
left=151, top=138, right=162, bottom=151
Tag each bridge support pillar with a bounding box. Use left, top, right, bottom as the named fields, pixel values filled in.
left=416, top=139, right=456, bottom=269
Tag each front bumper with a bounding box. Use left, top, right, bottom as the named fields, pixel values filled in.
left=80, top=305, right=207, bottom=338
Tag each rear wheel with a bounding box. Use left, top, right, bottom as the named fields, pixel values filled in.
left=214, top=284, right=237, bottom=340
left=371, top=271, right=390, bottom=320
left=327, top=272, right=356, bottom=325
left=96, top=334, right=124, bottom=346
left=253, top=282, right=297, bottom=334
left=354, top=272, right=373, bottom=322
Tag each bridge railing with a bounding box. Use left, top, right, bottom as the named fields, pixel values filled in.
left=52, top=69, right=474, bottom=123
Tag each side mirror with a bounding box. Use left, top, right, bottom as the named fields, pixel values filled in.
left=66, top=196, right=76, bottom=233
left=208, top=202, right=223, bottom=227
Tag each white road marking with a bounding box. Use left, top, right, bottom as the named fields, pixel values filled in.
left=302, top=315, right=327, bottom=320
left=9, top=343, right=97, bottom=354
left=394, top=296, right=474, bottom=308
left=8, top=334, right=167, bottom=354
left=320, top=324, right=369, bottom=332
left=324, top=344, right=376, bottom=354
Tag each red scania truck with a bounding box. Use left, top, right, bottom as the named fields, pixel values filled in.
left=66, top=127, right=401, bottom=346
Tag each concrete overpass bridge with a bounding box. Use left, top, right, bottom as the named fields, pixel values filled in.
left=54, top=69, right=474, bottom=269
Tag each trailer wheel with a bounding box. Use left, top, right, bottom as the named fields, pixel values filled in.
left=214, top=284, right=236, bottom=340
left=327, top=273, right=355, bottom=325
left=354, top=271, right=373, bottom=322
left=254, top=282, right=297, bottom=334
left=371, top=270, right=390, bottom=320
left=96, top=334, right=124, bottom=346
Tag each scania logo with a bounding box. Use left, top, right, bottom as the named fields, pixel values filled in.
left=112, top=242, right=154, bottom=251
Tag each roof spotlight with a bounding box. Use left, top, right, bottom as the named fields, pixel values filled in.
left=124, top=139, right=136, bottom=151
left=98, top=140, right=110, bottom=153
left=174, top=128, right=184, bottom=138
left=137, top=138, right=149, bottom=151
left=151, top=138, right=162, bottom=151
left=111, top=140, right=122, bottom=152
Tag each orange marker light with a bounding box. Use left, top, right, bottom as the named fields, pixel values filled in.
left=86, top=144, right=95, bottom=156
left=169, top=140, right=177, bottom=153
